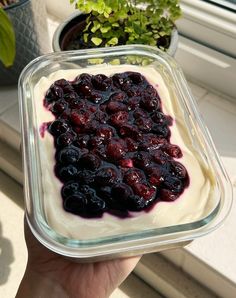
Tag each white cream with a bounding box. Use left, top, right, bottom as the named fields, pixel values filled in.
left=34, top=65, right=217, bottom=240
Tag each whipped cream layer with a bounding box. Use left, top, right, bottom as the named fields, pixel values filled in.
left=34, top=65, right=217, bottom=240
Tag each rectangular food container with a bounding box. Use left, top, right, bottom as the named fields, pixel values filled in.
left=18, top=45, right=233, bottom=261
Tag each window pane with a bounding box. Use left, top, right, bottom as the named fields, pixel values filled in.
left=202, top=0, right=236, bottom=12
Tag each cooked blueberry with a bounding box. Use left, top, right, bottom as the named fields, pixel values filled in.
left=164, top=145, right=182, bottom=158
left=111, top=183, right=133, bottom=200
left=133, top=151, right=151, bottom=169
left=78, top=170, right=94, bottom=185
left=95, top=167, right=119, bottom=186
left=124, top=169, right=146, bottom=186
left=128, top=72, right=144, bottom=84
left=119, top=124, right=141, bottom=140
left=56, top=132, right=76, bottom=147
left=61, top=182, right=80, bottom=199
left=96, top=125, right=115, bottom=140
left=92, top=74, right=111, bottom=91
left=110, top=111, right=129, bottom=127
left=97, top=186, right=112, bottom=200
left=107, top=101, right=127, bottom=114
left=79, top=153, right=101, bottom=170
left=109, top=92, right=126, bottom=102
left=89, top=91, right=103, bottom=103
left=57, top=147, right=80, bottom=164
left=160, top=189, right=178, bottom=202
left=45, top=84, right=64, bottom=103
left=152, top=124, right=170, bottom=138
left=164, top=176, right=183, bottom=193
left=170, top=161, right=188, bottom=180
left=87, top=196, right=106, bottom=215
left=51, top=99, right=68, bottom=115
left=48, top=119, right=71, bottom=136
left=140, top=96, right=160, bottom=112
left=63, top=193, right=86, bottom=214
left=133, top=183, right=156, bottom=200
left=126, top=195, right=146, bottom=211
left=106, top=139, right=126, bottom=161
left=146, top=166, right=165, bottom=186
left=57, top=165, right=78, bottom=182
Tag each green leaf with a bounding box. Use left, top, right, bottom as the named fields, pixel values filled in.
left=0, top=8, right=15, bottom=67
left=91, top=37, right=103, bottom=46
left=106, top=37, right=118, bottom=46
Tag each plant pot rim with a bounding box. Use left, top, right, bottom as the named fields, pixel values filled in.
left=52, top=11, right=178, bottom=57
left=3, top=0, right=29, bottom=11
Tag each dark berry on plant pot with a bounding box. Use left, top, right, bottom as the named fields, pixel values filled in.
left=57, top=146, right=80, bottom=164
left=79, top=153, right=101, bottom=171
left=61, top=182, right=80, bottom=199
left=48, top=119, right=71, bottom=136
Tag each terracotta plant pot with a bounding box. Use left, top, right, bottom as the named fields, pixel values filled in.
left=53, top=12, right=178, bottom=57
left=0, top=0, right=50, bottom=86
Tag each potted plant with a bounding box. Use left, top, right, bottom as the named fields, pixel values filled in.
left=0, top=0, right=50, bottom=86
left=53, top=0, right=181, bottom=56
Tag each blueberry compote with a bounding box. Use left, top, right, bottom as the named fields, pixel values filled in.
left=43, top=72, right=189, bottom=218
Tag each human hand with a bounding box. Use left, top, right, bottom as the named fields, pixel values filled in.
left=16, top=218, right=141, bottom=298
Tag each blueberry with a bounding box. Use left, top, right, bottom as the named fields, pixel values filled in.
left=56, top=132, right=76, bottom=147
left=92, top=74, right=111, bottom=91
left=87, top=196, right=106, bottom=216
left=61, top=182, right=80, bottom=199
left=51, top=99, right=68, bottom=115
left=164, top=176, right=183, bottom=193
left=126, top=195, right=146, bottom=211
left=111, top=183, right=133, bottom=200
left=57, top=146, right=80, bottom=164
left=152, top=124, right=170, bottom=138
left=63, top=193, right=86, bottom=214
left=57, top=165, right=78, bottom=182
left=79, top=153, right=101, bottom=171
left=133, top=151, right=151, bottom=169
left=45, top=84, right=64, bottom=103
left=48, top=119, right=71, bottom=136
left=77, top=170, right=94, bottom=185
left=95, top=167, right=119, bottom=186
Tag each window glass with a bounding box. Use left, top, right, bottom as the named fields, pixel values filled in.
left=202, top=0, right=236, bottom=12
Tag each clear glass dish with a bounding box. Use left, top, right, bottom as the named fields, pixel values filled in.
left=18, top=45, right=233, bottom=261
